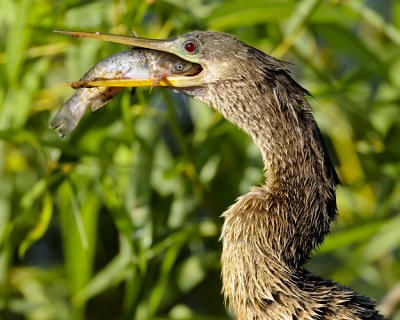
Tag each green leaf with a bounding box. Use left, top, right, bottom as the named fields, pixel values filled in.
left=18, top=192, right=53, bottom=258
left=319, top=222, right=384, bottom=254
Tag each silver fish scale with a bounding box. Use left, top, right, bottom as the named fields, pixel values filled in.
left=80, top=49, right=152, bottom=81
left=49, top=48, right=196, bottom=137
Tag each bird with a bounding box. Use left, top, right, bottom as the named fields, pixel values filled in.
left=57, top=30, right=384, bottom=319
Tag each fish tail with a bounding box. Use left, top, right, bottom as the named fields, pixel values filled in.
left=49, top=92, right=88, bottom=138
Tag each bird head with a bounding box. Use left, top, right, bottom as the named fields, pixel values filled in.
left=55, top=30, right=266, bottom=104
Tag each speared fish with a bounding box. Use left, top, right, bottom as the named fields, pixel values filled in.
left=50, top=49, right=201, bottom=137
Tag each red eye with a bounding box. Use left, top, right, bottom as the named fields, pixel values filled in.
left=183, top=40, right=198, bottom=54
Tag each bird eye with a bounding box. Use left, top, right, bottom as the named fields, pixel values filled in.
left=183, top=40, right=198, bottom=54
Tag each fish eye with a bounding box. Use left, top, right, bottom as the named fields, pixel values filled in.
left=183, top=40, right=198, bottom=55
left=175, top=63, right=184, bottom=71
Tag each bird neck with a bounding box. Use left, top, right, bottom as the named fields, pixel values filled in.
left=206, top=70, right=352, bottom=317
left=209, top=72, right=339, bottom=264
left=182, top=47, right=381, bottom=319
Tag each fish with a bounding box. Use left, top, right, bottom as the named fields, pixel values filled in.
left=50, top=49, right=201, bottom=137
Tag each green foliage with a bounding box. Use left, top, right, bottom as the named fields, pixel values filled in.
left=0, top=0, right=399, bottom=319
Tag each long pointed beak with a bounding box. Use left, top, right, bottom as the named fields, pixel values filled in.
left=54, top=30, right=176, bottom=54
left=55, top=30, right=203, bottom=88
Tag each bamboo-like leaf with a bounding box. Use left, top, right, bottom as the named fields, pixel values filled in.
left=18, top=192, right=53, bottom=258
left=73, top=235, right=133, bottom=306
left=319, top=222, right=384, bottom=254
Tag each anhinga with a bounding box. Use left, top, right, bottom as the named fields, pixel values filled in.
left=57, top=30, right=384, bottom=319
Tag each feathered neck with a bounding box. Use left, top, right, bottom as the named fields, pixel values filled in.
left=193, top=50, right=382, bottom=319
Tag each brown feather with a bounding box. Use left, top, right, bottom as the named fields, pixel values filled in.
left=177, top=31, right=383, bottom=320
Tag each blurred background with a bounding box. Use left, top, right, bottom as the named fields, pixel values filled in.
left=0, top=0, right=399, bottom=319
